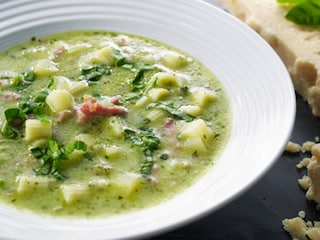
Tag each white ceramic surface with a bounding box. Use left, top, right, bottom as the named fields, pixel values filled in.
left=0, top=0, right=295, bottom=239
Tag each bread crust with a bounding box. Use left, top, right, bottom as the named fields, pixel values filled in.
left=219, top=0, right=320, bottom=116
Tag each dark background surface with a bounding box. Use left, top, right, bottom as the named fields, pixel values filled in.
left=148, top=93, right=320, bottom=239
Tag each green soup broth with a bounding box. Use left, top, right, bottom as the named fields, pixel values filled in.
left=0, top=31, right=231, bottom=217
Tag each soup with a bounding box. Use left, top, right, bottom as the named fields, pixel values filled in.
left=0, top=31, right=230, bottom=217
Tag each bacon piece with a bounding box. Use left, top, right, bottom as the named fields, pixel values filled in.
left=163, top=118, right=177, bottom=135
left=3, top=92, right=21, bottom=101
left=74, top=107, right=89, bottom=124
left=57, top=110, right=73, bottom=123
left=75, top=95, right=128, bottom=123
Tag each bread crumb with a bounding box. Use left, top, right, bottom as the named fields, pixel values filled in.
left=302, top=141, right=316, bottom=153
left=297, top=158, right=311, bottom=169
left=285, top=141, right=301, bottom=153
left=283, top=212, right=320, bottom=240
left=282, top=141, right=320, bottom=239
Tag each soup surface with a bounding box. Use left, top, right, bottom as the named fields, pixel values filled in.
left=0, top=31, right=230, bottom=217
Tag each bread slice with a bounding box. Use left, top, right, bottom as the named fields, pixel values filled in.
left=219, top=0, right=320, bottom=116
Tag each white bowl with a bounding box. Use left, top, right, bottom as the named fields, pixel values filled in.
left=0, top=0, right=295, bottom=239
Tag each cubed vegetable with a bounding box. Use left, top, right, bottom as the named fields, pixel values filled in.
left=104, top=146, right=122, bottom=159
left=16, top=175, right=53, bottom=194
left=55, top=76, right=88, bottom=95
left=33, top=59, right=58, bottom=77
left=93, top=46, right=115, bottom=66
left=146, top=109, right=168, bottom=122
left=135, top=96, right=150, bottom=108
left=75, top=133, right=95, bottom=147
left=179, top=105, right=202, bottom=117
left=60, top=183, right=89, bottom=204
left=191, top=87, right=216, bottom=107
left=108, top=116, right=124, bottom=137
left=46, top=89, right=74, bottom=113
left=25, top=119, right=52, bottom=141
left=179, top=119, right=213, bottom=142
left=88, top=177, right=110, bottom=189
left=181, top=136, right=207, bottom=154
left=108, top=172, right=142, bottom=198
left=161, top=52, right=189, bottom=69
left=147, top=88, right=170, bottom=101
left=93, top=144, right=122, bottom=159
left=154, top=72, right=180, bottom=88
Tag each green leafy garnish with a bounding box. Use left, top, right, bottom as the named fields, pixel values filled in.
left=277, top=0, right=320, bottom=26
left=31, top=138, right=87, bottom=180
left=124, top=127, right=160, bottom=175
left=0, top=108, right=26, bottom=138
left=79, top=65, right=111, bottom=83
left=146, top=102, right=195, bottom=122
left=112, top=48, right=126, bottom=67
left=13, top=70, right=35, bottom=90
left=19, top=90, right=49, bottom=119
left=119, top=64, right=155, bottom=104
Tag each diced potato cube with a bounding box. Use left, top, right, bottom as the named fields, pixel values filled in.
left=179, top=119, right=213, bottom=142
left=181, top=136, right=207, bottom=154
left=54, top=75, right=70, bottom=90
left=154, top=72, right=180, bottom=88
left=179, top=105, right=202, bottom=117
left=105, top=146, right=122, bottom=159
left=55, top=76, right=88, bottom=95
left=68, top=81, right=88, bottom=95
left=88, top=178, right=109, bottom=189
left=16, top=175, right=53, bottom=194
left=147, top=88, right=170, bottom=101
left=60, top=184, right=89, bottom=204
left=191, top=87, right=216, bottom=107
left=46, top=89, right=74, bottom=113
left=161, top=52, right=189, bottom=69
left=92, top=144, right=122, bottom=159
left=75, top=133, right=95, bottom=147
left=68, top=150, right=85, bottom=162
left=90, top=161, right=112, bottom=175
left=93, top=46, right=115, bottom=66
left=135, top=96, right=150, bottom=108
left=29, top=138, right=49, bottom=148
left=146, top=109, right=168, bottom=122
left=33, top=59, right=58, bottom=77
left=25, top=119, right=52, bottom=141
left=108, top=172, right=142, bottom=198
left=108, top=116, right=124, bottom=137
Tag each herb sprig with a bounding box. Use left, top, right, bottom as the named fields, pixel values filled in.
left=124, top=127, right=160, bottom=175
left=119, top=64, right=155, bottom=104
left=146, top=102, right=195, bottom=122
left=31, top=138, right=87, bottom=180
left=0, top=108, right=26, bottom=138
left=79, top=65, right=112, bottom=83
left=277, top=0, right=320, bottom=26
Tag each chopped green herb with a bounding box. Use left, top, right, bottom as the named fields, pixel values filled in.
left=146, top=102, right=195, bottom=122
left=120, top=64, right=155, bottom=104
left=124, top=127, right=160, bottom=175
left=79, top=65, right=111, bottom=83
left=160, top=153, right=169, bottom=160
left=12, top=70, right=36, bottom=90
left=4, top=108, right=26, bottom=126
left=277, top=0, right=320, bottom=26
left=19, top=90, right=49, bottom=119
left=0, top=108, right=26, bottom=139
left=31, top=138, right=87, bottom=180
left=24, top=70, right=35, bottom=82
left=0, top=179, right=4, bottom=187
left=112, top=48, right=126, bottom=67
